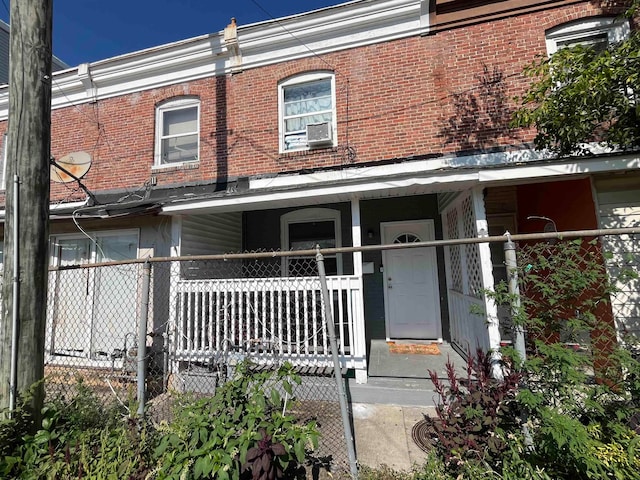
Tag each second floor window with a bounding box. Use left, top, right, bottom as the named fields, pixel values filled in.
left=155, top=97, right=200, bottom=166
left=545, top=17, right=629, bottom=56
left=279, top=72, right=336, bottom=152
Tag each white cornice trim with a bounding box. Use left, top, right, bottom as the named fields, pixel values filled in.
left=249, top=148, right=550, bottom=191
left=0, top=0, right=428, bottom=120
left=238, top=0, right=426, bottom=70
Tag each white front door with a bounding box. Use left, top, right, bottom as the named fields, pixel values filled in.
left=382, top=220, right=441, bottom=340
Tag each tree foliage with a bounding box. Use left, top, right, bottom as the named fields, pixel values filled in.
left=513, top=4, right=640, bottom=156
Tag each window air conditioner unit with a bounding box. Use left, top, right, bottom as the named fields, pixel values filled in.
left=306, top=121, right=332, bottom=148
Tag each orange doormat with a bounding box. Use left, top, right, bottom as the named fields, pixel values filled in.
left=387, top=342, right=440, bottom=355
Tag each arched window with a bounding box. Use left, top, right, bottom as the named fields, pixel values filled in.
left=545, top=17, right=629, bottom=55
left=278, top=72, right=337, bottom=152
left=154, top=96, right=200, bottom=166
left=393, top=233, right=421, bottom=244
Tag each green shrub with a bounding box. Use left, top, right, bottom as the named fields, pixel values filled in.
left=485, top=238, right=640, bottom=479
left=151, top=361, right=319, bottom=480
left=1, top=362, right=318, bottom=479
left=418, top=238, right=640, bottom=478
left=0, top=380, right=152, bottom=479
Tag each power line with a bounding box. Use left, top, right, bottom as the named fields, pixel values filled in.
left=248, top=0, right=343, bottom=77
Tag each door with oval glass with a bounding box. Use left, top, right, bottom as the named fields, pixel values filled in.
left=382, top=220, right=441, bottom=339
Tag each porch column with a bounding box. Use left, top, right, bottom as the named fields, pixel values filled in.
left=167, top=215, right=182, bottom=389
left=351, top=196, right=368, bottom=384
left=471, top=187, right=501, bottom=352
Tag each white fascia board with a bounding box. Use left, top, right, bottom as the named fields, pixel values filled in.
left=0, top=35, right=230, bottom=119
left=478, top=152, right=640, bottom=182
left=250, top=148, right=548, bottom=190
left=238, top=0, right=426, bottom=70
left=162, top=149, right=640, bottom=215
left=162, top=170, right=478, bottom=215
left=0, top=199, right=88, bottom=221
left=50, top=199, right=89, bottom=211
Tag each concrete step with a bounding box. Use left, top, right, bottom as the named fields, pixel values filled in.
left=347, top=376, right=438, bottom=407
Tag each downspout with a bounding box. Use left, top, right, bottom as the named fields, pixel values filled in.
left=9, top=174, right=19, bottom=413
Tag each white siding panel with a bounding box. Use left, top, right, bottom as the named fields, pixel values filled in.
left=182, top=212, right=242, bottom=256
left=596, top=177, right=640, bottom=340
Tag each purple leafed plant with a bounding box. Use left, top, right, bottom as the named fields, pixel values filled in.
left=425, top=349, right=521, bottom=469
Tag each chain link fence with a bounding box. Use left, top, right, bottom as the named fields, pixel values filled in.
left=500, top=235, right=639, bottom=368
left=44, top=250, right=356, bottom=472
left=17, top=228, right=637, bottom=473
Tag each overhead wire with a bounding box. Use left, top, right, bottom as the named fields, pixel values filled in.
left=13, top=3, right=529, bottom=218
left=248, top=0, right=343, bottom=76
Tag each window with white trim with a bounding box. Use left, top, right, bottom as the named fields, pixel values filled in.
left=281, top=208, right=342, bottom=276
left=279, top=72, right=337, bottom=152
left=546, top=17, right=630, bottom=55
left=155, top=97, right=200, bottom=166
left=48, top=230, right=139, bottom=365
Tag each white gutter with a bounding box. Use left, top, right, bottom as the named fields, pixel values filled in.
left=161, top=150, right=640, bottom=215
left=161, top=170, right=479, bottom=215
left=0, top=199, right=88, bottom=220
left=478, top=152, right=640, bottom=182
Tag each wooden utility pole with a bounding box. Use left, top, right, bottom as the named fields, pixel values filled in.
left=0, top=0, right=53, bottom=420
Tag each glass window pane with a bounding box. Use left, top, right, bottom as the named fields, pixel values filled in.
left=284, top=80, right=331, bottom=116
left=58, top=238, right=91, bottom=265
left=162, top=134, right=198, bottom=162
left=284, top=95, right=332, bottom=117
left=289, top=221, right=336, bottom=250
left=281, top=78, right=333, bottom=150
left=163, top=107, right=197, bottom=136
left=93, top=234, right=138, bottom=359
left=96, top=234, right=138, bottom=262
left=285, top=112, right=332, bottom=134
left=284, top=79, right=331, bottom=103
left=557, top=33, right=608, bottom=52
left=284, top=133, right=307, bottom=150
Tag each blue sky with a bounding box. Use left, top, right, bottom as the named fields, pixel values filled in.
left=0, top=1, right=342, bottom=67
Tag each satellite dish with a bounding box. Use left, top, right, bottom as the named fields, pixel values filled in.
left=51, top=151, right=92, bottom=183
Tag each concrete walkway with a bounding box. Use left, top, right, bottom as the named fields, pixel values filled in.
left=345, top=342, right=464, bottom=471
left=352, top=403, right=436, bottom=471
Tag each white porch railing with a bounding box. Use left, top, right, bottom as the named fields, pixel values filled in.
left=448, top=290, right=489, bottom=354
left=173, top=275, right=366, bottom=369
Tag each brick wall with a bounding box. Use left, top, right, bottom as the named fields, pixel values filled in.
left=0, top=1, right=617, bottom=203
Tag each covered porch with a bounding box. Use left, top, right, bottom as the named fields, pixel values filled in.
left=164, top=181, right=501, bottom=384
left=163, top=161, right=500, bottom=382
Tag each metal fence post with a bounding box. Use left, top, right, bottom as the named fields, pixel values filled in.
left=504, top=233, right=526, bottom=363
left=316, top=249, right=359, bottom=479
left=504, top=233, right=534, bottom=450
left=137, top=260, right=151, bottom=417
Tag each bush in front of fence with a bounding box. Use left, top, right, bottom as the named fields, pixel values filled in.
left=151, top=361, right=319, bottom=479
left=0, top=379, right=151, bottom=479
left=0, top=362, right=319, bottom=480
left=406, top=238, right=640, bottom=479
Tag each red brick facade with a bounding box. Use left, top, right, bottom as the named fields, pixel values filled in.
left=0, top=0, right=621, bottom=205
